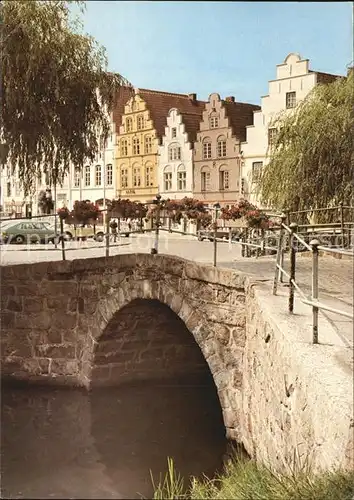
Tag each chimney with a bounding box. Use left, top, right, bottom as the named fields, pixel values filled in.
left=225, top=96, right=235, bottom=102
left=188, top=93, right=197, bottom=101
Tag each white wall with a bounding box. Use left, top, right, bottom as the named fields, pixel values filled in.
left=241, top=53, right=317, bottom=206
left=158, top=108, right=194, bottom=199
left=1, top=116, right=117, bottom=215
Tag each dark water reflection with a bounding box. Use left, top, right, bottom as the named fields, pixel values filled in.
left=1, top=376, right=227, bottom=499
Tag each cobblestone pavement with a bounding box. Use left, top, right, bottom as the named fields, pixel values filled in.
left=1, top=232, right=352, bottom=347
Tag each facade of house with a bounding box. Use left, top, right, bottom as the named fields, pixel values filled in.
left=158, top=107, right=204, bottom=199
left=241, top=53, right=342, bottom=205
left=115, top=88, right=204, bottom=203
left=193, top=93, right=260, bottom=206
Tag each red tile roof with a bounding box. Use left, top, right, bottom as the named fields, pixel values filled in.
left=309, top=70, right=345, bottom=85
left=111, top=86, right=135, bottom=131
left=222, top=100, right=260, bottom=142
left=137, top=89, right=205, bottom=142
left=179, top=110, right=204, bottom=144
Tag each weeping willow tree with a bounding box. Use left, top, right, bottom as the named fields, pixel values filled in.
left=257, top=69, right=354, bottom=221
left=0, top=0, right=131, bottom=194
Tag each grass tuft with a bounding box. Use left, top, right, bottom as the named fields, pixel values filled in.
left=151, top=454, right=354, bottom=500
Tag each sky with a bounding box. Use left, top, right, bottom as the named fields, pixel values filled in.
left=79, top=1, right=352, bottom=104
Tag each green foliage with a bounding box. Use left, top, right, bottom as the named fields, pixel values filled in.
left=257, top=71, right=354, bottom=217
left=151, top=456, right=354, bottom=500
left=1, top=0, right=130, bottom=194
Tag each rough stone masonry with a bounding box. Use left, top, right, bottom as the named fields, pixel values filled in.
left=0, top=253, right=352, bottom=474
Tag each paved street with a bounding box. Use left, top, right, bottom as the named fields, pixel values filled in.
left=1, top=231, right=353, bottom=348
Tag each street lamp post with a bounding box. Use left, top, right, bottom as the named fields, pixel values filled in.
left=151, top=194, right=162, bottom=254
left=213, top=202, right=221, bottom=267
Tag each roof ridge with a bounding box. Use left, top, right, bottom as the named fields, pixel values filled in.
left=137, top=88, right=196, bottom=98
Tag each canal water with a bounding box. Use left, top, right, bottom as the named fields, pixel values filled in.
left=1, top=375, right=227, bottom=499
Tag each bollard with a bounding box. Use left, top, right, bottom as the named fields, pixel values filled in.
left=310, top=239, right=320, bottom=344
left=105, top=216, right=110, bottom=257
left=288, top=222, right=297, bottom=313
left=213, top=222, right=217, bottom=267
left=339, top=202, right=345, bottom=248
left=60, top=217, right=66, bottom=261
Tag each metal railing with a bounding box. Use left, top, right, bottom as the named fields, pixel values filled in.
left=272, top=216, right=353, bottom=344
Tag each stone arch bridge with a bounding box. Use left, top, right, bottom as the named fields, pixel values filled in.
left=1, top=254, right=352, bottom=472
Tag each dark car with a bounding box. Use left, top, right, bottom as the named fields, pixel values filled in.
left=1, top=221, right=60, bottom=244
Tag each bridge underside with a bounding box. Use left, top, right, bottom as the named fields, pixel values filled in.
left=91, top=298, right=213, bottom=387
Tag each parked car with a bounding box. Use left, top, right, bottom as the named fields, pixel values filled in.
left=1, top=221, right=61, bottom=244
left=63, top=224, right=105, bottom=242
left=197, top=228, right=234, bottom=242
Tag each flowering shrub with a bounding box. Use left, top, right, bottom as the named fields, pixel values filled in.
left=244, top=209, right=271, bottom=229
left=107, top=199, right=148, bottom=219
left=70, top=200, right=100, bottom=226
left=220, top=199, right=271, bottom=229
left=57, top=207, right=70, bottom=220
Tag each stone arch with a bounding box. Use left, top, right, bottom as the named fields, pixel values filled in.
left=78, top=278, right=227, bottom=416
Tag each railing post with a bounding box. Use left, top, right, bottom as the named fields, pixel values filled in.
left=288, top=222, right=297, bottom=313
left=241, top=229, right=245, bottom=257
left=213, top=203, right=220, bottom=267
left=60, top=216, right=66, bottom=261
left=339, top=202, right=345, bottom=248
left=272, top=214, right=286, bottom=295
left=105, top=215, right=110, bottom=258
left=310, top=239, right=320, bottom=344
left=261, top=228, right=266, bottom=256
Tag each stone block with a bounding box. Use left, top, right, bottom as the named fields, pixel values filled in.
left=43, top=281, right=78, bottom=296
left=23, top=297, right=44, bottom=313
left=23, top=357, right=50, bottom=375
left=49, top=312, right=78, bottom=330
left=51, top=359, right=80, bottom=376
left=37, top=344, right=76, bottom=359
left=6, top=297, right=23, bottom=312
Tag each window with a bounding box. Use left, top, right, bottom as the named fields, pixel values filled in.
left=286, top=91, right=296, bottom=109
left=15, top=182, right=21, bottom=196
left=137, top=115, right=144, bottom=130
left=74, top=167, right=81, bottom=188
left=217, top=137, right=227, bottom=157
left=145, top=136, right=152, bottom=154
left=268, top=128, right=277, bottom=147
left=164, top=167, right=172, bottom=191
left=201, top=169, right=211, bottom=191
left=252, top=162, right=263, bottom=183
left=168, top=144, right=181, bottom=161
left=210, top=116, right=219, bottom=128
left=84, top=165, right=90, bottom=187
left=202, top=138, right=212, bottom=159
left=145, top=165, right=154, bottom=187
left=126, top=118, right=133, bottom=132
left=133, top=138, right=140, bottom=155
left=106, top=164, right=113, bottom=186
left=121, top=167, right=128, bottom=188
left=95, top=165, right=102, bottom=186
left=219, top=169, right=229, bottom=190
left=171, top=127, right=177, bottom=138
left=121, top=139, right=128, bottom=156
left=6, top=182, right=11, bottom=197
left=133, top=166, right=141, bottom=187
left=177, top=166, right=186, bottom=191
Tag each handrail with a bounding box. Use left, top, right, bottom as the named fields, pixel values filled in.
left=273, top=222, right=353, bottom=344
left=317, top=245, right=353, bottom=256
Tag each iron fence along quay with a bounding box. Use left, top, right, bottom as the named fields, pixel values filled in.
left=1, top=204, right=353, bottom=344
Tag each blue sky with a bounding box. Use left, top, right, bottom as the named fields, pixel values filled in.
left=80, top=1, right=352, bottom=104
